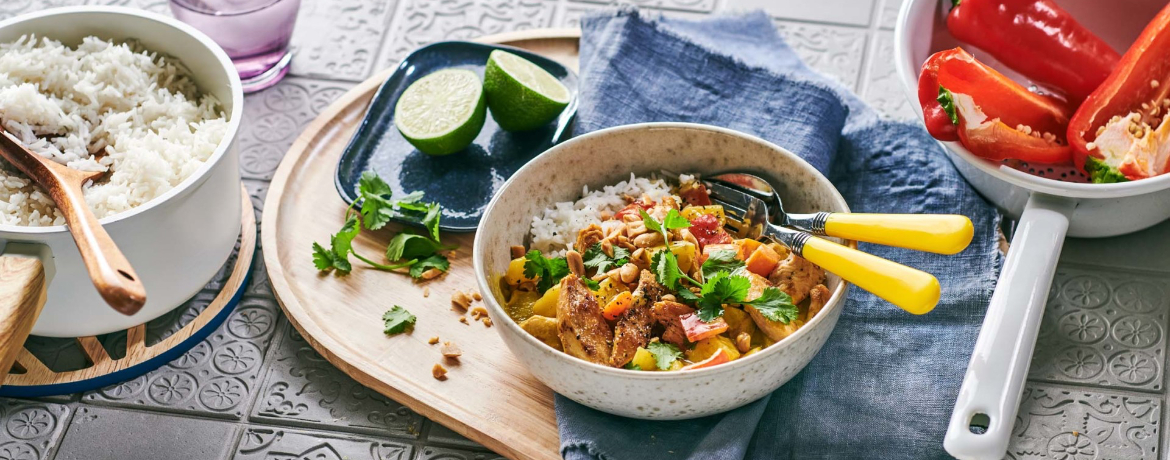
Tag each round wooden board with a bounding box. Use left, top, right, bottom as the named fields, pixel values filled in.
left=263, top=29, right=580, bottom=460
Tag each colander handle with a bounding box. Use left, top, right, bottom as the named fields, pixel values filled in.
left=944, top=194, right=1074, bottom=460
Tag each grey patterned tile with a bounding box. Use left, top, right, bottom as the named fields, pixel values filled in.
left=859, top=31, right=916, bottom=120
left=0, top=0, right=82, bottom=20
left=83, top=296, right=281, bottom=419
left=1008, top=383, right=1160, bottom=460
left=423, top=422, right=488, bottom=450
left=233, top=426, right=413, bottom=460
left=57, top=406, right=236, bottom=460
left=0, top=399, right=70, bottom=460
left=1061, top=219, right=1170, bottom=275
left=555, top=1, right=706, bottom=27
left=877, top=0, right=903, bottom=30
left=288, top=0, right=397, bottom=80
left=567, top=0, right=715, bottom=13
left=774, top=20, right=868, bottom=92
left=1029, top=267, right=1169, bottom=393
left=415, top=446, right=505, bottom=460
left=250, top=322, right=425, bottom=438
left=727, top=0, right=875, bottom=27
left=246, top=245, right=275, bottom=299
left=376, top=0, right=556, bottom=70
left=239, top=77, right=353, bottom=180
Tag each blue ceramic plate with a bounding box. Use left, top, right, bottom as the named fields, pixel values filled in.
left=335, top=41, right=578, bottom=232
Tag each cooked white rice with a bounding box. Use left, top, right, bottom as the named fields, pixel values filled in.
left=529, top=173, right=676, bottom=257
left=0, top=35, right=228, bottom=226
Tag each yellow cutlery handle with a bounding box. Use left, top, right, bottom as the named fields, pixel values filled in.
left=823, top=213, right=974, bottom=255
left=801, top=237, right=940, bottom=315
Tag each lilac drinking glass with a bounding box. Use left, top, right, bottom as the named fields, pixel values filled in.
left=170, top=0, right=301, bottom=93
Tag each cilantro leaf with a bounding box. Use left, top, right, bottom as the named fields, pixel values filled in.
left=523, top=250, right=570, bottom=292
left=582, top=278, right=601, bottom=290
left=408, top=254, right=450, bottom=279
left=382, top=306, right=416, bottom=335
left=386, top=233, right=443, bottom=261
left=743, top=287, right=799, bottom=324
left=312, top=242, right=339, bottom=271
left=647, top=341, right=682, bottom=370
left=311, top=215, right=361, bottom=274
left=358, top=172, right=399, bottom=230
left=331, top=215, right=361, bottom=256
left=700, top=249, right=745, bottom=280
left=422, top=203, right=442, bottom=241
left=676, top=287, right=700, bottom=304
left=651, top=250, right=683, bottom=290
left=696, top=272, right=751, bottom=321
left=623, top=362, right=643, bottom=371
left=937, top=86, right=958, bottom=125
left=582, top=243, right=630, bottom=273
left=640, top=208, right=691, bottom=244
left=359, top=171, right=393, bottom=198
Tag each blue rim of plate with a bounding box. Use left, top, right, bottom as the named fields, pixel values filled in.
left=333, top=40, right=578, bottom=233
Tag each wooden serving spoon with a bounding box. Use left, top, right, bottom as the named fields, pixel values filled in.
left=0, top=129, right=146, bottom=315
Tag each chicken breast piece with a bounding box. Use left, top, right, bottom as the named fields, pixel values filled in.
left=807, top=284, right=830, bottom=321
left=744, top=272, right=802, bottom=342
left=556, top=275, right=612, bottom=365
left=768, top=253, right=826, bottom=304
left=611, top=271, right=664, bottom=367
left=651, top=300, right=694, bottom=348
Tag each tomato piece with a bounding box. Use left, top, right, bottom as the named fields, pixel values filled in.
left=680, top=313, right=729, bottom=343
left=690, top=213, right=733, bottom=248
left=679, top=184, right=712, bottom=206
left=613, top=201, right=654, bottom=221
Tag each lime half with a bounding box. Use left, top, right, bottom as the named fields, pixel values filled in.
left=395, top=68, right=486, bottom=156
left=484, top=50, right=571, bottom=132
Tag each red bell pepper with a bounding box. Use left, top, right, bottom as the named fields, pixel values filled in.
left=680, top=313, right=728, bottom=343
left=1068, top=2, right=1170, bottom=182
left=681, top=348, right=731, bottom=371
left=947, top=0, right=1120, bottom=103
left=689, top=213, right=732, bottom=249
left=918, top=47, right=1074, bottom=164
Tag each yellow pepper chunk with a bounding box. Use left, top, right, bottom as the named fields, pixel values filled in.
left=505, top=258, right=535, bottom=286
left=531, top=285, right=560, bottom=317
left=630, top=347, right=658, bottom=371
left=670, top=240, right=697, bottom=272
left=686, top=336, right=741, bottom=363
left=681, top=205, right=725, bottom=226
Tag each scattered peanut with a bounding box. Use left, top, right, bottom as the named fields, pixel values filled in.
left=510, top=245, right=526, bottom=259
left=472, top=291, right=482, bottom=301
left=566, top=250, right=585, bottom=277
left=661, top=294, right=676, bottom=302
left=483, top=318, right=493, bottom=327
left=428, top=336, right=440, bottom=345
left=423, top=287, right=430, bottom=298
left=619, top=263, right=640, bottom=284
left=632, top=232, right=664, bottom=248
left=420, top=268, right=444, bottom=280
left=441, top=341, right=463, bottom=358
left=451, top=291, right=472, bottom=311
left=459, top=316, right=469, bottom=324
left=432, top=364, right=448, bottom=380
left=470, top=306, right=488, bottom=320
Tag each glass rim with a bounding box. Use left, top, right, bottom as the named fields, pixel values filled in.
left=170, top=0, right=292, bottom=17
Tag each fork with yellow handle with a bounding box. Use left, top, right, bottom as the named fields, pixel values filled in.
left=704, top=179, right=966, bottom=315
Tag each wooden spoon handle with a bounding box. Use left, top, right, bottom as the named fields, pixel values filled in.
left=51, top=179, right=147, bottom=315
left=0, top=257, right=47, bottom=385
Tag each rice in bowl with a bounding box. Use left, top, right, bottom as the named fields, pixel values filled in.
left=0, top=35, right=228, bottom=226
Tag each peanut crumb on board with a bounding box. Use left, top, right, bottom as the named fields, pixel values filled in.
left=423, top=287, right=430, bottom=298
left=428, top=336, right=440, bottom=345
left=451, top=291, right=472, bottom=311
left=432, top=363, right=448, bottom=381
left=469, top=306, right=487, bottom=319
left=420, top=268, right=444, bottom=280
left=441, top=341, right=463, bottom=358
left=483, top=318, right=493, bottom=327
left=472, top=291, right=483, bottom=301
left=459, top=316, right=469, bottom=325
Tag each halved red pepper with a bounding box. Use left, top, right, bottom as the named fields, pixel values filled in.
left=947, top=0, right=1120, bottom=103
left=1068, top=2, right=1170, bottom=182
left=918, top=47, right=1074, bottom=164
left=680, top=313, right=728, bottom=343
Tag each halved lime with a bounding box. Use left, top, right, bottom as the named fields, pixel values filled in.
left=483, top=50, right=571, bottom=132
left=395, top=68, right=486, bottom=156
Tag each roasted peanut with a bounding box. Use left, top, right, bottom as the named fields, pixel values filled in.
left=633, top=232, right=664, bottom=248
left=451, top=291, right=472, bottom=311
left=441, top=341, right=463, bottom=358
left=736, top=332, right=752, bottom=353
left=510, top=245, right=526, bottom=259
left=432, top=364, right=448, bottom=380
left=626, top=220, right=647, bottom=238
left=566, top=250, right=585, bottom=276
left=619, top=263, right=640, bottom=284
left=678, top=228, right=699, bottom=248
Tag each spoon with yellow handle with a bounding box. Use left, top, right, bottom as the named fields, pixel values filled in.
left=708, top=172, right=974, bottom=255
left=707, top=179, right=940, bottom=315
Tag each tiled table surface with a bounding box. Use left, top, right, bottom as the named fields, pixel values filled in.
left=1, top=0, right=1168, bottom=459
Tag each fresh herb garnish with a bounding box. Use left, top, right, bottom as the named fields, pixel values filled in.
left=386, top=233, right=452, bottom=261
left=582, top=278, right=601, bottom=291
left=623, top=362, right=643, bottom=371
left=408, top=254, right=450, bottom=279
left=356, top=171, right=442, bottom=240
left=937, top=86, right=959, bottom=125
left=311, top=215, right=362, bottom=274
left=582, top=243, right=630, bottom=273
left=647, top=341, right=683, bottom=370
left=700, top=249, right=745, bottom=280
left=651, top=250, right=698, bottom=291
left=523, top=250, right=570, bottom=293
left=640, top=208, right=690, bottom=243
left=743, top=287, right=799, bottom=324
left=696, top=271, right=751, bottom=321
left=382, top=306, right=416, bottom=335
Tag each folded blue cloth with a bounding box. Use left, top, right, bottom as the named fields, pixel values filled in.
left=559, top=9, right=1003, bottom=459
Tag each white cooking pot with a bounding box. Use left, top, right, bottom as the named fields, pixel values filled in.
left=895, top=1, right=1170, bottom=458
left=0, top=7, right=244, bottom=338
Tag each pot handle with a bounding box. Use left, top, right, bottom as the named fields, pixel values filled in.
left=0, top=253, right=48, bottom=385
left=944, top=194, right=1074, bottom=460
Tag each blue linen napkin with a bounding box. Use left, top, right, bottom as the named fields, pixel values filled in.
left=559, top=8, right=1003, bottom=459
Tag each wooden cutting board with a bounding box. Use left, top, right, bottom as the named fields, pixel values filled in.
left=262, top=29, right=580, bottom=460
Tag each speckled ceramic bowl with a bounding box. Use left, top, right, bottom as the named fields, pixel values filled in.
left=472, top=122, right=851, bottom=420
